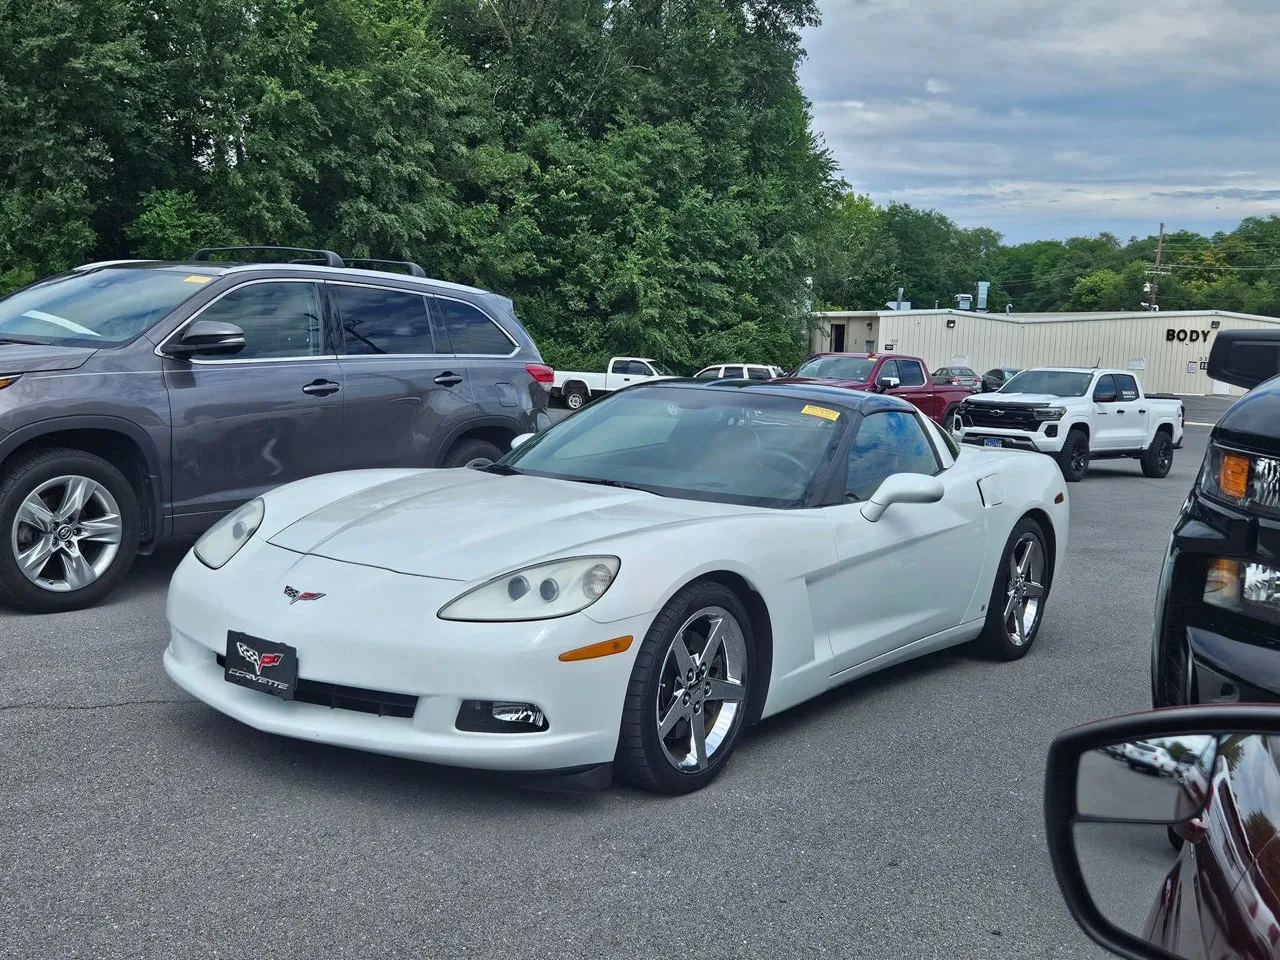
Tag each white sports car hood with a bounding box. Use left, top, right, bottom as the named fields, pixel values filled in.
left=267, top=469, right=752, bottom=581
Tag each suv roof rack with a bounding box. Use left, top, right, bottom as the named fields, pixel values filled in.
left=345, top=258, right=427, bottom=278
left=191, top=246, right=346, bottom=268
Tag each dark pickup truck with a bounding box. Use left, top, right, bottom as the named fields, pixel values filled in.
left=779, top=352, right=975, bottom=426
left=1152, top=328, right=1280, bottom=708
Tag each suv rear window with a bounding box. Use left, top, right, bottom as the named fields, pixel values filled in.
left=434, top=298, right=513, bottom=356
left=0, top=268, right=205, bottom=346
left=333, top=284, right=437, bottom=355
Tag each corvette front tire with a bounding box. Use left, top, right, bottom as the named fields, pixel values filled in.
left=616, top=581, right=753, bottom=794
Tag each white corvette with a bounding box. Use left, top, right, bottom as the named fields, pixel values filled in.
left=164, top=381, right=1068, bottom=793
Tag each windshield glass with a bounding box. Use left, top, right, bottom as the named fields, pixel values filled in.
left=0, top=268, right=206, bottom=346
left=651, top=361, right=677, bottom=376
left=793, top=355, right=876, bottom=382
left=1000, top=370, right=1093, bottom=397
left=504, top=385, right=845, bottom=506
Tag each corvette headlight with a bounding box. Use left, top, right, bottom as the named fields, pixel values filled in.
left=438, top=556, right=620, bottom=622
left=1204, top=557, right=1280, bottom=626
left=193, top=498, right=264, bottom=569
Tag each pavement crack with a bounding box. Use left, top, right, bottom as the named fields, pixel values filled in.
left=0, top=698, right=190, bottom=713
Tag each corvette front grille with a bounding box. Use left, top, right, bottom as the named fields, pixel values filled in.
left=216, top=654, right=418, bottom=718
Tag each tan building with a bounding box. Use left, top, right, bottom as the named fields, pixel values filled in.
left=809, top=309, right=1280, bottom=396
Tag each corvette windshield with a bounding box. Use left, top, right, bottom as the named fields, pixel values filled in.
left=504, top=386, right=845, bottom=507
left=1000, top=370, right=1093, bottom=397
left=792, top=356, right=876, bottom=382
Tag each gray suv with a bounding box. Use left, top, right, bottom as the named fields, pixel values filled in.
left=0, top=248, right=552, bottom=612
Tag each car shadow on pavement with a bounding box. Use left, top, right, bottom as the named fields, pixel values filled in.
left=167, top=700, right=617, bottom=810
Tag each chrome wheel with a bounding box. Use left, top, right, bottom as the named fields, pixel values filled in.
left=1003, top=533, right=1046, bottom=646
left=655, top=605, right=747, bottom=772
left=566, top=392, right=584, bottom=410
left=11, top=475, right=123, bottom=593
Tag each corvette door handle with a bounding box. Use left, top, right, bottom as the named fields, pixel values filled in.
left=434, top=372, right=464, bottom=387
left=301, top=379, right=340, bottom=396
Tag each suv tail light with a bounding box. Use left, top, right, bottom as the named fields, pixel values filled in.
left=526, top=363, right=554, bottom=384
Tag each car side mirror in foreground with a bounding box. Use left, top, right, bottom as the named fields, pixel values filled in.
left=510, top=433, right=534, bottom=450
left=876, top=376, right=900, bottom=392
left=1208, top=328, right=1280, bottom=390
left=1045, top=704, right=1280, bottom=960
left=166, top=320, right=247, bottom=357
left=860, top=473, right=944, bottom=521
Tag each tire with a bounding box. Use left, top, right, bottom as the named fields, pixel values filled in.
left=974, top=517, right=1053, bottom=660
left=942, top=404, right=962, bottom=433
left=616, top=581, right=754, bottom=794
left=0, top=447, right=140, bottom=613
left=1055, top=429, right=1089, bottom=482
left=1141, top=431, right=1174, bottom=478
left=442, top=438, right=504, bottom=469
left=564, top=386, right=587, bottom=410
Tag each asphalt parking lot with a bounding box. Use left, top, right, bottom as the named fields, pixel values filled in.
left=0, top=405, right=1226, bottom=960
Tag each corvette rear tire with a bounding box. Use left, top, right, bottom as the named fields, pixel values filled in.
left=0, top=447, right=140, bottom=613
left=975, top=517, right=1052, bottom=661
left=616, top=581, right=753, bottom=794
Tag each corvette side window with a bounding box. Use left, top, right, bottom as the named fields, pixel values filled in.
left=845, top=411, right=940, bottom=501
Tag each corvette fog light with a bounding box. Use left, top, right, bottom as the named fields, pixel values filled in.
left=456, top=699, right=549, bottom=733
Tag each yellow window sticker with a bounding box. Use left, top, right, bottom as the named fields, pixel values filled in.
left=801, top=404, right=840, bottom=421
left=183, top=275, right=213, bottom=284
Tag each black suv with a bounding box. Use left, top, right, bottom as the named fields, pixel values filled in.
left=0, top=247, right=552, bottom=612
left=1152, top=328, right=1280, bottom=706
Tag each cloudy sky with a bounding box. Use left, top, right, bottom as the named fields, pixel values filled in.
left=799, top=0, right=1280, bottom=242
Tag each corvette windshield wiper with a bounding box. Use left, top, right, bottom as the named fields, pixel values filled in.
left=480, top=463, right=523, bottom=475
left=560, top=476, right=659, bottom=495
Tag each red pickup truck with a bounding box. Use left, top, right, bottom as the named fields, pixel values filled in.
left=782, top=353, right=976, bottom=426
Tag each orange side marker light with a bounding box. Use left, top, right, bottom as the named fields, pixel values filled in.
left=559, top=636, right=634, bottom=662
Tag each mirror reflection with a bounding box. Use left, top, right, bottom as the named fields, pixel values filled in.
left=1077, top=735, right=1217, bottom=821
left=1073, top=733, right=1280, bottom=959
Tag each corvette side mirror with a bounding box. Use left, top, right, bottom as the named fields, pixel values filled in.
left=510, top=433, right=534, bottom=450
left=860, top=473, right=943, bottom=521
left=1045, top=705, right=1280, bottom=960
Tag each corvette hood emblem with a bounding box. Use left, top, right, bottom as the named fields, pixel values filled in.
left=283, top=585, right=326, bottom=604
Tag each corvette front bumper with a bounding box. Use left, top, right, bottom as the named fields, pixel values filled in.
left=163, top=544, right=654, bottom=772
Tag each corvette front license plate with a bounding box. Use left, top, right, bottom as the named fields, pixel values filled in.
left=224, top=631, right=298, bottom=700
left=984, top=438, right=1003, bottom=447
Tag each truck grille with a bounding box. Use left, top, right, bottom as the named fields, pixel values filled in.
left=963, top=405, right=1039, bottom=431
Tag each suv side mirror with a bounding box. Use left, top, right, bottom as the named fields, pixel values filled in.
left=860, top=473, right=943, bottom=521
left=876, top=376, right=900, bottom=392
left=1045, top=704, right=1280, bottom=960
left=166, top=320, right=246, bottom=357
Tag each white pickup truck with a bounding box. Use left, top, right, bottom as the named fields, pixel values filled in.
left=954, top=367, right=1184, bottom=482
left=552, top=356, right=679, bottom=409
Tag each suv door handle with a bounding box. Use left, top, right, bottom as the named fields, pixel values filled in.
left=434, top=372, right=464, bottom=387
left=302, top=379, right=340, bottom=397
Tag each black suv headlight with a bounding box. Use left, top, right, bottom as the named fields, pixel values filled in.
left=1200, top=442, right=1280, bottom=516
left=1205, top=557, right=1280, bottom=627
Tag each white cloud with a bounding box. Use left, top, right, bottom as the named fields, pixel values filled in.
left=800, top=0, right=1280, bottom=239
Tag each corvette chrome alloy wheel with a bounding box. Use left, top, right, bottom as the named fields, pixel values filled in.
left=655, top=605, right=748, bottom=771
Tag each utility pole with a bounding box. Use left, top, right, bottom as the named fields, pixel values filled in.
left=1146, top=222, right=1165, bottom=311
